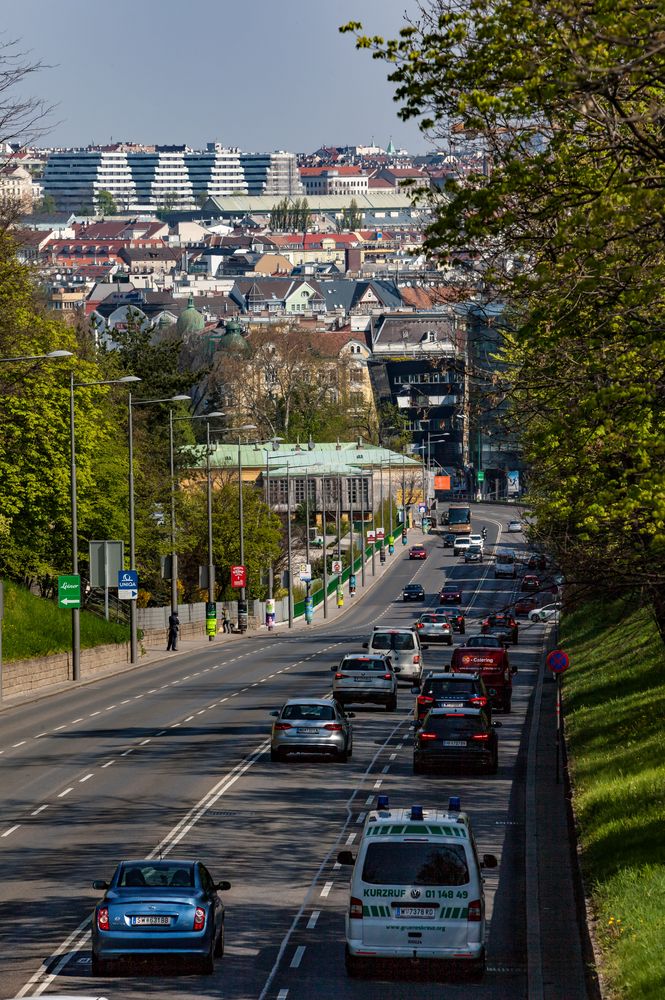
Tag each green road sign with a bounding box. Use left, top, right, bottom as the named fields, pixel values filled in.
left=477, top=470, right=485, bottom=482
left=58, top=574, right=81, bottom=609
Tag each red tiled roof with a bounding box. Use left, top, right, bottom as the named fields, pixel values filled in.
left=368, top=177, right=393, bottom=189
left=299, top=166, right=366, bottom=176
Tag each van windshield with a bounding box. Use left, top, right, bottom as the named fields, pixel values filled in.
left=372, top=633, right=415, bottom=652
left=361, top=842, right=469, bottom=886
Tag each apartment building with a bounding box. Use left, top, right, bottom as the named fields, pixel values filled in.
left=299, top=166, right=369, bottom=197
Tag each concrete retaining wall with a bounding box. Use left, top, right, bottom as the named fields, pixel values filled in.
left=4, top=642, right=131, bottom=698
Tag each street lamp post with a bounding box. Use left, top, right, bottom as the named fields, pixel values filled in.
left=70, top=372, right=140, bottom=681
left=348, top=473, right=354, bottom=594
left=321, top=474, right=328, bottom=618
left=128, top=393, right=190, bottom=664
left=0, top=349, right=72, bottom=701
left=286, top=460, right=293, bottom=628
left=359, top=468, right=366, bottom=587
left=168, top=408, right=178, bottom=617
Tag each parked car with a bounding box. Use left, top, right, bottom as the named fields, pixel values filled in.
left=402, top=582, right=426, bottom=602
left=408, top=544, right=427, bottom=560
left=414, top=611, right=454, bottom=645
left=412, top=671, right=491, bottom=723
left=481, top=611, right=519, bottom=645
left=439, top=582, right=463, bottom=604
left=529, top=603, right=562, bottom=623
left=413, top=707, right=500, bottom=774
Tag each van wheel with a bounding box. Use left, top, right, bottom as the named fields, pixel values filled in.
left=467, top=950, right=486, bottom=981
left=345, top=946, right=365, bottom=977
left=386, top=696, right=397, bottom=712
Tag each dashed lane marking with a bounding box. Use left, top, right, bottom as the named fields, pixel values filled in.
left=290, top=946, right=306, bottom=968
left=101, top=760, right=115, bottom=768
left=320, top=881, right=333, bottom=898
left=306, top=911, right=320, bottom=929
left=31, top=805, right=48, bottom=816
left=2, top=824, right=20, bottom=837
left=57, top=787, right=73, bottom=798
left=79, top=774, right=94, bottom=783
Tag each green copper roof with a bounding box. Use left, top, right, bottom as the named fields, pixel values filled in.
left=176, top=294, right=205, bottom=336
left=185, top=440, right=421, bottom=472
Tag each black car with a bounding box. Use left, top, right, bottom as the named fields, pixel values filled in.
left=439, top=583, right=463, bottom=604
left=413, top=671, right=491, bottom=723
left=443, top=606, right=466, bottom=633
left=413, top=707, right=500, bottom=775
left=402, top=583, right=425, bottom=602
left=481, top=611, right=519, bottom=645
left=442, top=531, right=456, bottom=548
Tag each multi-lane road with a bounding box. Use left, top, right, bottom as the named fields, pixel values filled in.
left=0, top=505, right=551, bottom=999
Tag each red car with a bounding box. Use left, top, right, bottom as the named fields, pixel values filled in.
left=439, top=583, right=463, bottom=604
left=514, top=595, right=538, bottom=616
left=521, top=574, right=540, bottom=592
left=409, top=545, right=427, bottom=560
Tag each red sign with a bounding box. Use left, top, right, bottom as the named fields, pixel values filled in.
left=230, top=565, right=247, bottom=588
left=376, top=527, right=385, bottom=541
left=546, top=649, right=570, bottom=673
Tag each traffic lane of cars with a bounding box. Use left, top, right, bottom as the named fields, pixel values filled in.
left=259, top=639, right=540, bottom=998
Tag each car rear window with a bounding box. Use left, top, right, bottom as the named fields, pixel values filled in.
left=465, top=636, right=501, bottom=648
left=361, top=842, right=469, bottom=886
left=343, top=658, right=388, bottom=672
left=424, top=679, right=476, bottom=698
left=282, top=704, right=335, bottom=721
left=372, top=633, right=415, bottom=651
left=427, top=716, right=484, bottom=737
left=119, top=864, right=193, bottom=888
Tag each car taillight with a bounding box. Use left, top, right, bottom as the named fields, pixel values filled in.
left=274, top=722, right=292, bottom=731
left=416, top=622, right=424, bottom=628
left=471, top=733, right=490, bottom=741
left=350, top=896, right=363, bottom=919
left=324, top=723, right=343, bottom=731
left=413, top=654, right=420, bottom=664
left=335, top=672, right=346, bottom=679
left=419, top=731, right=437, bottom=741
left=193, top=906, right=206, bottom=931
left=468, top=899, right=482, bottom=922
left=383, top=673, right=393, bottom=680
left=418, top=695, right=434, bottom=707
left=97, top=907, right=110, bottom=930
left=469, top=696, right=487, bottom=707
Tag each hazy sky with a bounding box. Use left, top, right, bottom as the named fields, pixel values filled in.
left=4, top=1, right=426, bottom=153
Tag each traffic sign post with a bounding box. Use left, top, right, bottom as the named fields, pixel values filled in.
left=58, top=575, right=81, bottom=609
left=331, top=559, right=342, bottom=575
left=546, top=649, right=571, bottom=784
left=299, top=563, right=312, bottom=583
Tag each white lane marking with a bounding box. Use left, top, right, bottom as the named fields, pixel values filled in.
left=36, top=732, right=47, bottom=738
left=54, top=725, right=66, bottom=732
left=183, top=675, right=191, bottom=680
left=79, top=773, right=94, bottom=783
left=382, top=765, right=390, bottom=774
left=70, top=717, right=84, bottom=724
left=160, top=684, right=169, bottom=689
left=373, top=779, right=383, bottom=789
left=58, top=787, right=73, bottom=798
left=277, top=991, right=289, bottom=1000
left=170, top=723, right=181, bottom=728
left=120, top=749, right=133, bottom=756
left=120, top=699, right=131, bottom=705
left=356, top=812, right=366, bottom=824
left=320, top=881, right=333, bottom=898
left=134, top=694, right=143, bottom=700
left=290, top=946, right=306, bottom=968
left=241, top=687, right=249, bottom=692
left=17, top=923, right=91, bottom=998
left=389, top=753, right=397, bottom=761
left=139, top=739, right=151, bottom=746
left=306, top=910, right=320, bottom=929
left=156, top=730, right=166, bottom=736
left=2, top=824, right=21, bottom=837
left=148, top=688, right=158, bottom=694
left=31, top=805, right=48, bottom=816
left=105, top=705, right=116, bottom=711
left=231, top=692, right=239, bottom=697
left=193, top=671, right=200, bottom=677
left=101, top=760, right=115, bottom=768
left=89, top=710, right=101, bottom=717
left=197, top=710, right=206, bottom=716
left=12, top=740, right=26, bottom=747
left=251, top=682, right=259, bottom=687
left=171, top=680, right=180, bottom=685
left=345, top=832, right=357, bottom=845
left=185, top=716, right=194, bottom=722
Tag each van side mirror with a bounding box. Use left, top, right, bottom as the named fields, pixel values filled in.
left=215, top=880, right=231, bottom=891
left=92, top=880, right=110, bottom=891
left=481, top=854, right=498, bottom=868
left=337, top=851, right=355, bottom=866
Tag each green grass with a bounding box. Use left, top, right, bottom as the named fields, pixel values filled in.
left=2, top=580, right=130, bottom=660
left=562, top=597, right=665, bottom=1000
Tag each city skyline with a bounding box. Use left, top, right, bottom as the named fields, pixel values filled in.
left=3, top=0, right=427, bottom=154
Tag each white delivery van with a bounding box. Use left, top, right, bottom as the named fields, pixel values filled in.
left=494, top=547, right=517, bottom=579
left=338, top=797, right=497, bottom=980
left=364, top=628, right=425, bottom=685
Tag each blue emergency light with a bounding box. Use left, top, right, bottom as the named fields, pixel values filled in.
left=410, top=805, right=424, bottom=820
left=376, top=795, right=390, bottom=810
left=448, top=796, right=461, bottom=812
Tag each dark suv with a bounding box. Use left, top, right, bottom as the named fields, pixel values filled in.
left=413, top=707, right=500, bottom=775
left=403, top=583, right=426, bottom=602
left=412, top=671, right=491, bottom=723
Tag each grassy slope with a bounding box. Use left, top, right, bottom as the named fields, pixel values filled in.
left=562, top=598, right=665, bottom=1000
left=2, top=580, right=129, bottom=660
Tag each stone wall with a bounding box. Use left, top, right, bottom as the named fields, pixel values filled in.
left=3, top=642, right=130, bottom=699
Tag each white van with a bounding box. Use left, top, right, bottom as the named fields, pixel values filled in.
left=364, top=628, right=425, bottom=685
left=338, top=797, right=497, bottom=979
left=494, top=546, right=517, bottom=579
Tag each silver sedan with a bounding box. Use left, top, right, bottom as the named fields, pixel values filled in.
left=270, top=699, right=353, bottom=762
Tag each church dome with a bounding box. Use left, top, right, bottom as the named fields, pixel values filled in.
left=176, top=294, right=205, bottom=336
left=217, top=317, right=251, bottom=357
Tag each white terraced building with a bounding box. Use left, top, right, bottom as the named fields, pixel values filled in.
left=42, top=147, right=301, bottom=212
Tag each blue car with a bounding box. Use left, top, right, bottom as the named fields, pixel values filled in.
left=91, top=859, right=230, bottom=975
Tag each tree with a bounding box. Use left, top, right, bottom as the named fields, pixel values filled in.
left=95, top=189, right=117, bottom=216
left=35, top=193, right=56, bottom=214
left=343, top=3, right=665, bottom=638
left=336, top=198, right=362, bottom=232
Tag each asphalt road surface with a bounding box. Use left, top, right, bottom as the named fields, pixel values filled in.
left=0, top=504, right=551, bottom=1000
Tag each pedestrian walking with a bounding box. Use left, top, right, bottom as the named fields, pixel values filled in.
left=222, top=609, right=231, bottom=634
left=167, top=610, right=180, bottom=651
